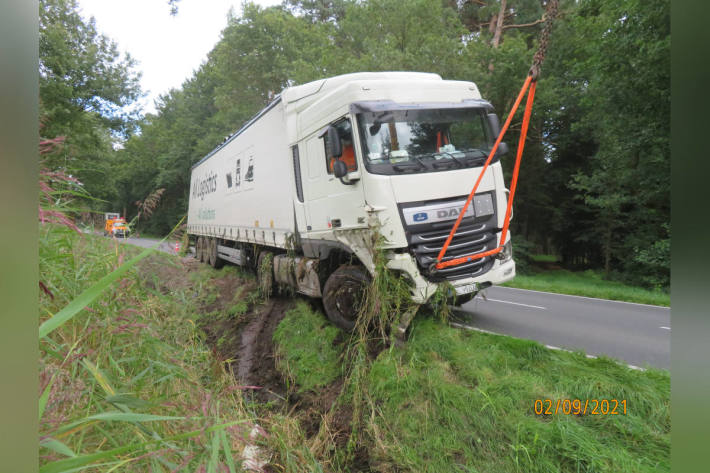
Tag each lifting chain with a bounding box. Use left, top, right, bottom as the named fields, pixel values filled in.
left=529, top=0, right=559, bottom=80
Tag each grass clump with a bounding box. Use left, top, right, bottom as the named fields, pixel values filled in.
left=504, top=269, right=670, bottom=306
left=273, top=301, right=345, bottom=392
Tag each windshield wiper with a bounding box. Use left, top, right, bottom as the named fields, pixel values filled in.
left=438, top=151, right=467, bottom=168
left=417, top=152, right=464, bottom=169
left=385, top=151, right=428, bottom=172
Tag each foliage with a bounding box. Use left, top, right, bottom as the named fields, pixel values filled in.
left=39, top=0, right=142, bottom=207
left=511, top=234, right=537, bottom=274
left=44, top=0, right=670, bottom=288
left=39, top=230, right=251, bottom=471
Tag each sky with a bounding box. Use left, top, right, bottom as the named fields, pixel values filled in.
left=78, top=0, right=282, bottom=115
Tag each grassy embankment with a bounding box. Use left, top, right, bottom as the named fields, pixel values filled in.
left=39, top=227, right=262, bottom=472
left=40, top=228, right=670, bottom=472
left=275, top=303, right=671, bottom=472
left=504, top=256, right=670, bottom=307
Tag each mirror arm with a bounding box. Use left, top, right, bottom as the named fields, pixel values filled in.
left=339, top=175, right=357, bottom=186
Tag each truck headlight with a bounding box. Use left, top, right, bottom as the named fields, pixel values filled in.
left=497, top=240, right=512, bottom=262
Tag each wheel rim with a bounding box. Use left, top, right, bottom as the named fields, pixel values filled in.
left=333, top=278, right=365, bottom=323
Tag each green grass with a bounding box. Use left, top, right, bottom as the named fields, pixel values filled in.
left=39, top=227, right=251, bottom=471
left=366, top=317, right=669, bottom=472
left=273, top=301, right=345, bottom=392
left=272, top=304, right=670, bottom=472
left=505, top=269, right=670, bottom=306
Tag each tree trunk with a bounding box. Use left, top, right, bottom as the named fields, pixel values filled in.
left=604, top=224, right=612, bottom=275
left=492, top=0, right=507, bottom=48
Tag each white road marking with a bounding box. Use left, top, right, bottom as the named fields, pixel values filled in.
left=449, top=323, right=498, bottom=335
left=660, top=326, right=671, bottom=330
left=496, top=286, right=670, bottom=309
left=484, top=298, right=546, bottom=310
left=451, top=323, right=646, bottom=371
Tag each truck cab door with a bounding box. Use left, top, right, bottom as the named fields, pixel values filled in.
left=302, top=117, right=367, bottom=240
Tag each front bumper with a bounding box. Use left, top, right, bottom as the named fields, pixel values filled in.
left=387, top=252, right=516, bottom=304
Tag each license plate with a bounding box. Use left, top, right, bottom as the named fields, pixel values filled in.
left=454, top=283, right=478, bottom=295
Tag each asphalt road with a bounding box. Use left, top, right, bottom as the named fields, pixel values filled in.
left=94, top=233, right=181, bottom=254
left=453, top=286, right=670, bottom=370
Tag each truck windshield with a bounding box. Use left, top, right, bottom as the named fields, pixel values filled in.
left=356, top=108, right=496, bottom=175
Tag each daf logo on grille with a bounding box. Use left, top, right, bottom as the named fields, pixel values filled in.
left=403, top=194, right=494, bottom=227
left=437, top=208, right=461, bottom=218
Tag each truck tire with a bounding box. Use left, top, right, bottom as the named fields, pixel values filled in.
left=257, top=251, right=274, bottom=298
left=209, top=238, right=224, bottom=269
left=322, top=265, right=370, bottom=332
left=192, top=236, right=200, bottom=259
left=198, top=237, right=207, bottom=263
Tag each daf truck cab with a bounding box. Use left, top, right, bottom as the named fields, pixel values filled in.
left=187, top=72, right=516, bottom=331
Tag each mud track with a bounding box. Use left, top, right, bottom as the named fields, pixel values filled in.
left=140, top=256, right=361, bottom=465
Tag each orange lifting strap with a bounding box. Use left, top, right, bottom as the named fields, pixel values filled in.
left=435, top=0, right=558, bottom=271
left=435, top=75, right=537, bottom=270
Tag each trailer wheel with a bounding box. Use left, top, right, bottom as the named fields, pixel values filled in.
left=322, top=265, right=370, bottom=332
left=192, top=236, right=200, bottom=259
left=209, top=238, right=224, bottom=269
left=197, top=237, right=207, bottom=263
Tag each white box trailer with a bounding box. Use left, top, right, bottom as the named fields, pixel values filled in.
left=187, top=72, right=516, bottom=331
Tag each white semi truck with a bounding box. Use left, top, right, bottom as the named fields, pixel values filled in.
left=187, top=72, right=516, bottom=330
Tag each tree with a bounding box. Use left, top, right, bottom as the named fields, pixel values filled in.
left=39, top=0, right=142, bottom=202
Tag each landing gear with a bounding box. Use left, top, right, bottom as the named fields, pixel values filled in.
left=322, top=265, right=370, bottom=332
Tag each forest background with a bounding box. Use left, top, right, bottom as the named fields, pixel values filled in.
left=39, top=0, right=670, bottom=290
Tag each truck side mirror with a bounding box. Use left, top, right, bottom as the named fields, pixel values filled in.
left=325, top=126, right=342, bottom=159
left=333, top=159, right=348, bottom=178
left=487, top=112, right=501, bottom=138
left=487, top=112, right=509, bottom=156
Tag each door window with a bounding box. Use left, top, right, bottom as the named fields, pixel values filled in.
left=323, top=118, right=358, bottom=174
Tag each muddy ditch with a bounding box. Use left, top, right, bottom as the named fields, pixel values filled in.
left=137, top=256, right=357, bottom=457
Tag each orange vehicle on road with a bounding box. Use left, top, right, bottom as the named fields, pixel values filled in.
left=104, top=213, right=129, bottom=238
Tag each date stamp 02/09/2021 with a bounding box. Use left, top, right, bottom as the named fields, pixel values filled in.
left=534, top=399, right=627, bottom=416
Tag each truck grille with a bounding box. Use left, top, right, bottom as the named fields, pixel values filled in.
left=399, top=194, right=498, bottom=281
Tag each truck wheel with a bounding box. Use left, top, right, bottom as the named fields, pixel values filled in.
left=209, top=238, right=224, bottom=269
left=193, top=237, right=201, bottom=259
left=322, top=265, right=370, bottom=332
left=198, top=237, right=207, bottom=263
left=207, top=238, right=216, bottom=266
left=257, top=251, right=274, bottom=298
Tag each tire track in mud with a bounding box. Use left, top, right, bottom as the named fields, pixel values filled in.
left=142, top=256, right=368, bottom=469
left=234, top=298, right=292, bottom=403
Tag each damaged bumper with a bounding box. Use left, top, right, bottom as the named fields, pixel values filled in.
left=386, top=252, right=516, bottom=304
